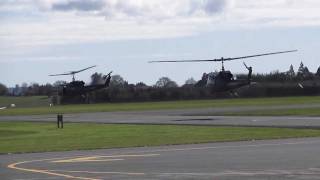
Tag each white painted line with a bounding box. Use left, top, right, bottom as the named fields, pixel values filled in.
left=125, top=140, right=320, bottom=154
left=7, top=139, right=320, bottom=179
left=157, top=169, right=320, bottom=176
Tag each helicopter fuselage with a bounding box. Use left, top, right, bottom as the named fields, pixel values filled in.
left=59, top=73, right=112, bottom=96
left=206, top=70, right=250, bottom=92
left=149, top=49, right=296, bottom=94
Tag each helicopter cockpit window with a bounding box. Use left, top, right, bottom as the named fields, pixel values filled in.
left=219, top=71, right=234, bottom=82
left=208, top=72, right=217, bottom=80
left=207, top=72, right=217, bottom=85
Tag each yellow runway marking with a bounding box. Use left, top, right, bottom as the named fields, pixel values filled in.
left=50, top=170, right=145, bottom=175
left=8, top=160, right=100, bottom=180
left=7, top=140, right=320, bottom=179
left=7, top=154, right=159, bottom=180
left=52, top=154, right=159, bottom=163
left=52, top=157, right=124, bottom=163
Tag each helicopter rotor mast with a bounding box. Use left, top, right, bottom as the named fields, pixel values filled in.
left=49, top=65, right=97, bottom=81
left=221, top=57, right=225, bottom=71
left=149, top=50, right=298, bottom=71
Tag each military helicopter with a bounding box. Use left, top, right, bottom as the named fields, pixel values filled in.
left=149, top=50, right=298, bottom=93
left=49, top=65, right=112, bottom=96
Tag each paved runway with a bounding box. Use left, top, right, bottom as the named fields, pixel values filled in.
left=2, top=137, right=320, bottom=180
left=1, top=104, right=320, bottom=128
left=2, top=105, right=320, bottom=179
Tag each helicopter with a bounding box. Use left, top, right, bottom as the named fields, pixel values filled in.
left=149, top=50, right=298, bottom=93
left=49, top=65, right=112, bottom=96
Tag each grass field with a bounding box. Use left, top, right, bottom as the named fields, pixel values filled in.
left=1, top=96, right=320, bottom=116
left=1, top=122, right=320, bottom=154
left=0, top=96, right=50, bottom=108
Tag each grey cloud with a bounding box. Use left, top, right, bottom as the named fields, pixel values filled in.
left=0, top=0, right=36, bottom=9
left=186, top=0, right=227, bottom=16
left=49, top=0, right=144, bottom=18
left=52, top=0, right=105, bottom=11
left=203, top=0, right=227, bottom=15
left=46, top=0, right=227, bottom=21
left=116, top=2, right=146, bottom=17
left=0, top=0, right=27, bottom=6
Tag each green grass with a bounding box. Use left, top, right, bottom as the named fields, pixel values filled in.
left=2, top=96, right=320, bottom=116
left=0, top=96, right=50, bottom=108
left=1, top=122, right=320, bottom=154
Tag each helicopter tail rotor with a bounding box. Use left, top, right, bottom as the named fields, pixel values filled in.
left=242, top=62, right=253, bottom=83
left=243, top=62, right=247, bottom=69
left=104, top=71, right=113, bottom=87
left=103, top=71, right=113, bottom=79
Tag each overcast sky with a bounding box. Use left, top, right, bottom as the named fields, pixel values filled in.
left=1, top=0, right=320, bottom=87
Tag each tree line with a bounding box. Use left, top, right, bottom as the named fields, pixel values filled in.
left=1, top=62, right=320, bottom=103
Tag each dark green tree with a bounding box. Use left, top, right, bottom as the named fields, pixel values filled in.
left=297, top=62, right=305, bottom=76
left=316, top=66, right=320, bottom=76
left=90, top=73, right=104, bottom=85
left=297, top=61, right=312, bottom=79
left=135, top=82, right=148, bottom=88
left=0, top=83, right=7, bottom=95
left=287, top=64, right=295, bottom=77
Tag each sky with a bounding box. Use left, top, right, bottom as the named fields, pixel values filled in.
left=1, top=0, right=320, bottom=87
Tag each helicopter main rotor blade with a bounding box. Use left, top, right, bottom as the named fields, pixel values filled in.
left=49, top=73, right=73, bottom=76
left=149, top=59, right=221, bottom=63
left=72, top=65, right=97, bottom=74
left=149, top=50, right=297, bottom=63
left=225, top=50, right=298, bottom=61
left=49, top=65, right=97, bottom=77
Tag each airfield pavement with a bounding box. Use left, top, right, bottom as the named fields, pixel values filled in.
left=2, top=138, right=320, bottom=180
left=2, top=105, right=320, bottom=179
left=1, top=104, right=320, bottom=128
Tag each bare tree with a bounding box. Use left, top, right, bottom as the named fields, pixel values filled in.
left=53, top=80, right=67, bottom=87
left=155, top=77, right=178, bottom=88
left=110, top=75, right=127, bottom=87
left=185, top=77, right=197, bottom=85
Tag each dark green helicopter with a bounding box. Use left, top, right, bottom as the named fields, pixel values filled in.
left=149, top=50, right=297, bottom=93
left=49, top=65, right=112, bottom=96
